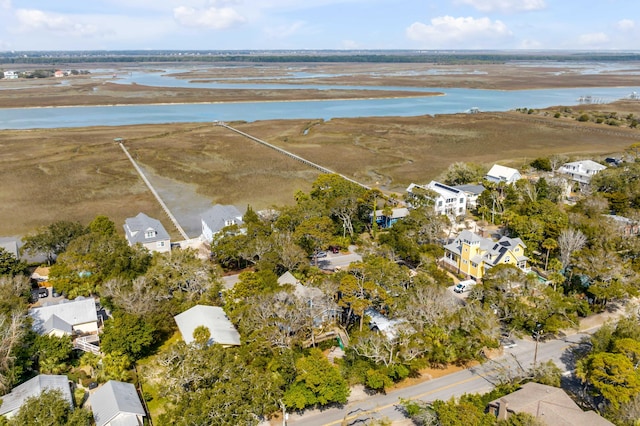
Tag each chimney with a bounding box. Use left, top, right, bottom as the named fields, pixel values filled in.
left=497, top=399, right=509, bottom=421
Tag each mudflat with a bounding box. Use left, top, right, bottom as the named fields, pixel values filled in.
left=1, top=62, right=639, bottom=237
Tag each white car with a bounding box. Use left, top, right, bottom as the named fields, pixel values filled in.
left=453, top=279, right=475, bottom=293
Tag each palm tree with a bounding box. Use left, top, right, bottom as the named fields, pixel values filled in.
left=542, top=238, right=557, bottom=271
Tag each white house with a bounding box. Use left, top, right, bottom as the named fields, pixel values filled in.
left=89, top=380, right=146, bottom=426
left=558, top=160, right=606, bottom=185
left=29, top=297, right=98, bottom=337
left=485, top=164, right=521, bottom=185
left=407, top=181, right=467, bottom=217
left=0, top=375, right=73, bottom=418
left=2, top=71, right=18, bottom=79
left=123, top=213, right=171, bottom=253
left=452, top=184, right=486, bottom=209
left=174, top=305, right=241, bottom=347
left=200, top=204, right=244, bottom=242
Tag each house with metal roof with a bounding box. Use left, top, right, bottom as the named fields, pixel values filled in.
left=442, top=230, right=529, bottom=280
left=123, top=212, right=171, bottom=253
left=0, top=375, right=73, bottom=418
left=407, top=181, right=467, bottom=217
left=558, top=159, right=607, bottom=185
left=174, top=305, right=240, bottom=347
left=485, top=164, right=522, bottom=185
left=29, top=297, right=98, bottom=337
left=88, top=380, right=146, bottom=426
left=200, top=204, right=244, bottom=242
left=371, top=207, right=410, bottom=229
left=0, top=239, right=19, bottom=259
left=488, top=382, right=614, bottom=425
left=452, top=184, right=486, bottom=208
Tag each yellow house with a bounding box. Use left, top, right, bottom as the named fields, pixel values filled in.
left=443, top=230, right=529, bottom=280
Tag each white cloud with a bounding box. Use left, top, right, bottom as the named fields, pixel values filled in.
left=264, top=20, right=305, bottom=39
left=454, top=0, right=545, bottom=13
left=578, top=32, right=610, bottom=46
left=406, top=16, right=511, bottom=48
left=173, top=5, right=246, bottom=29
left=616, top=19, right=635, bottom=31
left=15, top=9, right=99, bottom=36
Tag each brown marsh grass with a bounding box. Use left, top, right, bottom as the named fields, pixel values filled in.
left=1, top=104, right=638, bottom=237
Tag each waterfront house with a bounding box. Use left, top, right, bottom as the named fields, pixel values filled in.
left=442, top=230, right=529, bottom=280
left=452, top=184, right=485, bottom=209
left=371, top=207, right=410, bottom=228
left=200, top=204, right=244, bottom=243
left=0, top=239, right=19, bottom=259
left=558, top=159, right=606, bottom=185
left=485, top=164, right=521, bottom=185
left=407, top=181, right=467, bottom=217
left=123, top=213, right=171, bottom=254
left=2, top=71, right=18, bottom=79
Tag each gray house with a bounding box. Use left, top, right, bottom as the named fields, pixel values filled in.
left=200, top=204, right=244, bottom=242
left=0, top=374, right=73, bottom=418
left=89, top=380, right=146, bottom=426
left=123, top=213, right=171, bottom=253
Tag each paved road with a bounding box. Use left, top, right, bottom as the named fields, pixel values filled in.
left=314, top=249, right=363, bottom=271
left=287, top=333, right=588, bottom=425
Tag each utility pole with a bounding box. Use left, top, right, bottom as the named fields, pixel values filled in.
left=533, top=324, right=542, bottom=371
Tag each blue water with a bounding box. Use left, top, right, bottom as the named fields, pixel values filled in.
left=1, top=68, right=638, bottom=129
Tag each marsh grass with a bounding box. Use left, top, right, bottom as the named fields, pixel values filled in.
left=1, top=106, right=637, bottom=236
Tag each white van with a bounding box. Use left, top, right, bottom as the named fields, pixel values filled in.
left=454, top=279, right=475, bottom=293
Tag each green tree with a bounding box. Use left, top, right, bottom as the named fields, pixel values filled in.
left=101, top=313, right=156, bottom=360
left=442, top=162, right=486, bottom=186
left=530, top=157, right=552, bottom=172
left=310, top=173, right=368, bottom=238
left=577, top=352, right=640, bottom=409
left=0, top=248, right=26, bottom=276
left=283, top=348, right=349, bottom=409
left=98, top=351, right=132, bottom=382
left=8, top=389, right=91, bottom=426
left=338, top=272, right=389, bottom=331
left=294, top=216, right=334, bottom=260
left=34, top=334, right=73, bottom=374
left=22, top=220, right=87, bottom=264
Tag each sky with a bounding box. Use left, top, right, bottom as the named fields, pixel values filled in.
left=0, top=0, right=638, bottom=51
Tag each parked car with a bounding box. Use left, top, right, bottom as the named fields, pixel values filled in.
left=453, top=279, right=475, bottom=293
left=501, top=339, right=518, bottom=349
left=328, top=246, right=340, bottom=254
left=38, top=287, right=49, bottom=298
left=312, top=251, right=328, bottom=259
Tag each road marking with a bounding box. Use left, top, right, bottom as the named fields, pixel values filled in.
left=322, top=342, right=581, bottom=425
left=323, top=374, right=484, bottom=425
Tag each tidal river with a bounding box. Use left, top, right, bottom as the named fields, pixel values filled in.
left=0, top=70, right=637, bottom=130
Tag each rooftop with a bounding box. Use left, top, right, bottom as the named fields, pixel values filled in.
left=174, top=305, right=241, bottom=346
left=89, top=380, right=146, bottom=426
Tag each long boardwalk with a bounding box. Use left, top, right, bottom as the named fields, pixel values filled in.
left=217, top=122, right=371, bottom=190
left=118, top=141, right=190, bottom=240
